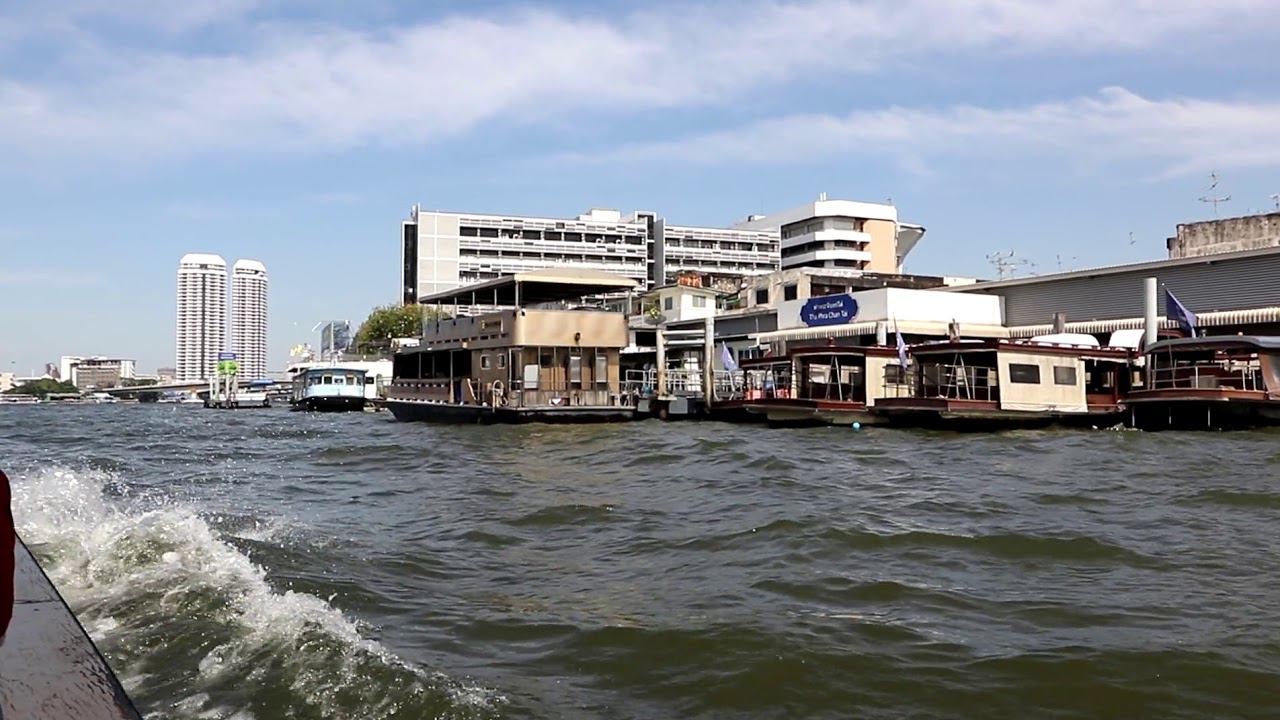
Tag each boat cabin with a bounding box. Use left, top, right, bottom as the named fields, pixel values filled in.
left=740, top=345, right=902, bottom=425
left=387, top=269, right=637, bottom=423
left=873, top=339, right=1133, bottom=429
left=292, top=367, right=368, bottom=411
left=1125, top=335, right=1280, bottom=430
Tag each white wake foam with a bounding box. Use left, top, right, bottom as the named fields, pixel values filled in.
left=9, top=465, right=501, bottom=719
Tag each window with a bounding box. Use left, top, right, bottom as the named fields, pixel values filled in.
left=664, top=297, right=674, bottom=310
left=783, top=284, right=798, bottom=301
left=497, top=353, right=507, bottom=369
left=884, top=364, right=907, bottom=384
left=480, top=354, right=491, bottom=370
left=1008, top=364, right=1041, bottom=384
left=1053, top=366, right=1077, bottom=385
left=755, top=288, right=769, bottom=305
left=692, top=295, right=707, bottom=308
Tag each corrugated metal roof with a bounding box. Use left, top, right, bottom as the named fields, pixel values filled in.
left=1007, top=306, right=1280, bottom=337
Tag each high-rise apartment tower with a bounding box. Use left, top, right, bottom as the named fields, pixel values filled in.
left=231, top=259, right=268, bottom=379
left=176, top=253, right=227, bottom=381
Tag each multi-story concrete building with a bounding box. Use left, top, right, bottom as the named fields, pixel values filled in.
left=0, top=372, right=14, bottom=393
left=734, top=196, right=925, bottom=273
left=176, top=253, right=227, bottom=381
left=231, top=259, right=269, bottom=380
left=58, top=356, right=137, bottom=389
left=400, top=198, right=924, bottom=306
left=402, top=206, right=654, bottom=304
left=653, top=220, right=778, bottom=290
left=1167, top=211, right=1280, bottom=259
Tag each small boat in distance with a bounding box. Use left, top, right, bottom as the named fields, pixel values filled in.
left=1125, top=335, right=1280, bottom=430
left=291, top=367, right=368, bottom=412
left=0, top=394, right=41, bottom=405
left=873, top=338, right=1133, bottom=430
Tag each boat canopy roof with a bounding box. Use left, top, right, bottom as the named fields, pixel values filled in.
left=909, top=338, right=1131, bottom=359
left=417, top=268, right=639, bottom=308
left=1145, top=335, right=1280, bottom=355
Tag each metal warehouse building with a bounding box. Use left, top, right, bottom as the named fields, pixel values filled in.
left=951, top=247, right=1280, bottom=337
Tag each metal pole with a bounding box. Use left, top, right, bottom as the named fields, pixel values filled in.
left=703, top=316, right=714, bottom=406
left=1144, top=277, right=1158, bottom=348
left=656, top=326, right=667, bottom=398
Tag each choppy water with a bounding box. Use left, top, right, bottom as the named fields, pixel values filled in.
left=3, top=406, right=1280, bottom=719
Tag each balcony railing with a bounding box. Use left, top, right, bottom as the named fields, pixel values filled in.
left=1146, top=362, right=1264, bottom=392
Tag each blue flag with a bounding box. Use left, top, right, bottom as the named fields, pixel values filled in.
left=1165, top=289, right=1197, bottom=337
left=720, top=342, right=739, bottom=372
left=896, top=328, right=909, bottom=368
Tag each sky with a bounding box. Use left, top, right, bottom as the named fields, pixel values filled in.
left=1, top=0, right=1278, bottom=374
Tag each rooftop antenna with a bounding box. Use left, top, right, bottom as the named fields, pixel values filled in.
left=986, top=250, right=1033, bottom=280
left=1197, top=172, right=1230, bottom=216
left=1055, top=254, right=1078, bottom=272
left=1270, top=193, right=1279, bottom=210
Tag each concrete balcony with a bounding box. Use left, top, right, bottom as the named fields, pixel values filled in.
left=780, top=228, right=871, bottom=251
left=780, top=248, right=873, bottom=268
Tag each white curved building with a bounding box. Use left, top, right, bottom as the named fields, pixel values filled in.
left=176, top=253, right=227, bottom=381
left=231, top=259, right=268, bottom=379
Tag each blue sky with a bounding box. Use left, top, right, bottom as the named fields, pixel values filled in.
left=2, top=0, right=1278, bottom=373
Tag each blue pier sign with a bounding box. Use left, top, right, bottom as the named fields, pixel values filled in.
left=800, top=294, right=858, bottom=327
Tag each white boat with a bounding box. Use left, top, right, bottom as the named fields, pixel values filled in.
left=0, top=394, right=41, bottom=405
left=84, top=392, right=119, bottom=404
left=291, top=367, right=368, bottom=412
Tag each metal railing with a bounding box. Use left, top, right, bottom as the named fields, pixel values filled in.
left=389, top=379, right=626, bottom=408
left=883, top=363, right=999, bottom=402
left=1147, top=362, right=1263, bottom=392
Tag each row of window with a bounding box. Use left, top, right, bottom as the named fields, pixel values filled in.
left=458, top=227, right=645, bottom=244
left=1008, top=364, right=1077, bottom=385
left=661, top=295, right=709, bottom=311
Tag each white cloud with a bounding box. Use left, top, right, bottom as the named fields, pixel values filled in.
left=0, top=1, right=1276, bottom=162
left=592, top=88, right=1280, bottom=177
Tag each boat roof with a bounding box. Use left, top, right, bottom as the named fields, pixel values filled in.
left=909, top=338, right=1132, bottom=359
left=1145, top=335, right=1280, bottom=355
left=300, top=366, right=366, bottom=375
left=740, top=345, right=897, bottom=366
left=417, top=268, right=639, bottom=307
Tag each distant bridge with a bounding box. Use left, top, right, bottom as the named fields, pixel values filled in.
left=98, top=380, right=286, bottom=398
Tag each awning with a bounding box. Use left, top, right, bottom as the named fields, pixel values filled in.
left=754, top=320, right=1010, bottom=344
left=1007, top=306, right=1280, bottom=338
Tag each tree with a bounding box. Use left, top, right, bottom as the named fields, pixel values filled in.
left=3, top=379, right=79, bottom=399
left=354, top=303, right=450, bottom=353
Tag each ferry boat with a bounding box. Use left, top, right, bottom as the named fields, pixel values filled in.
left=1125, top=336, right=1280, bottom=430
left=0, top=394, right=41, bottom=405
left=740, top=346, right=903, bottom=426
left=873, top=338, right=1133, bottom=430
left=291, top=367, right=368, bottom=412
left=386, top=269, right=638, bottom=424
left=84, top=392, right=119, bottom=404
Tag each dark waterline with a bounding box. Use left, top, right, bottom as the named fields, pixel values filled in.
left=3, top=405, right=1280, bottom=719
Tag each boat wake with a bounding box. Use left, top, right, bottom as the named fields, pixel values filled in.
left=9, top=465, right=502, bottom=720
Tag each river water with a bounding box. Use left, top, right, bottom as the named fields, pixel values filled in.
left=2, top=405, right=1279, bottom=719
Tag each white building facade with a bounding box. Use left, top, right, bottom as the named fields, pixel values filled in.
left=735, top=197, right=925, bottom=273
left=231, top=259, right=269, bottom=380
left=176, top=253, right=228, bottom=381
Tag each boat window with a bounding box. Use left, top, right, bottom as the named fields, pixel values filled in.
left=481, top=354, right=491, bottom=370
left=1053, top=366, right=1077, bottom=385
left=498, top=353, right=507, bottom=369
left=1008, top=364, right=1041, bottom=384
left=334, top=376, right=345, bottom=385
left=322, top=375, right=334, bottom=384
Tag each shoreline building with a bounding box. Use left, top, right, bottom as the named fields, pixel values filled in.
left=231, top=259, right=269, bottom=380
left=176, top=253, right=227, bottom=381
left=1167, top=210, right=1280, bottom=259
left=399, top=197, right=923, bottom=305
left=734, top=196, right=925, bottom=273
left=57, top=356, right=137, bottom=389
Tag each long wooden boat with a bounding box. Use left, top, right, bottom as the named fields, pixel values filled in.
left=873, top=339, right=1133, bottom=430
left=1124, top=336, right=1280, bottom=430
left=739, top=346, right=903, bottom=426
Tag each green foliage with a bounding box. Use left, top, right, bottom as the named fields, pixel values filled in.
left=3, top=378, right=79, bottom=398
left=121, top=378, right=159, bottom=387
left=354, top=303, right=450, bottom=353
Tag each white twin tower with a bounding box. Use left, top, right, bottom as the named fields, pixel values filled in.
left=176, top=254, right=268, bottom=381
